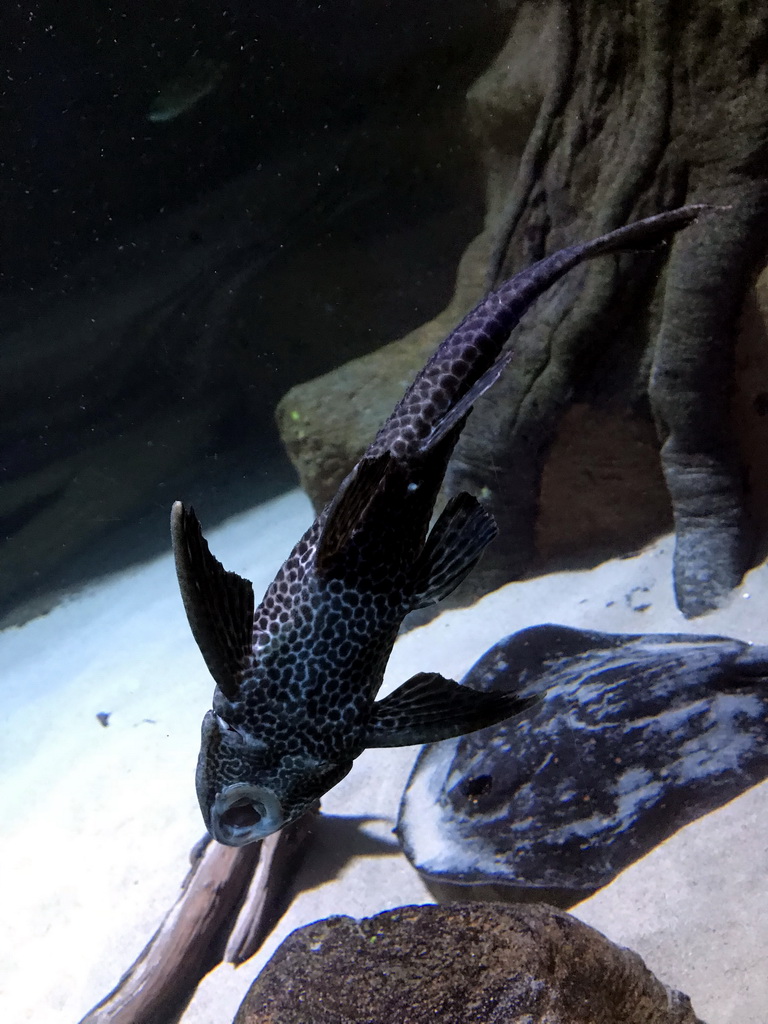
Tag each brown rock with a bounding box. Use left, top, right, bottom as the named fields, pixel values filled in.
left=234, top=902, right=704, bottom=1024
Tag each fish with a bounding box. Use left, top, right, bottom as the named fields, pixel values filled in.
left=147, top=56, right=226, bottom=124
left=171, top=204, right=710, bottom=846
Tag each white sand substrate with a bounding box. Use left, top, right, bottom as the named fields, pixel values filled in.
left=0, top=488, right=765, bottom=1024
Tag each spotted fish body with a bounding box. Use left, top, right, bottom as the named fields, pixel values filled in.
left=172, top=205, right=708, bottom=846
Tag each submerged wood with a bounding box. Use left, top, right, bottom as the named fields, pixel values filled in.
left=225, top=807, right=317, bottom=965
left=77, top=839, right=259, bottom=1024
left=78, top=810, right=317, bottom=1024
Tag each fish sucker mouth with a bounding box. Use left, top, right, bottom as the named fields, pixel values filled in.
left=210, top=782, right=284, bottom=845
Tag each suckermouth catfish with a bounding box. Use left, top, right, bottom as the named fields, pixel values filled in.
left=172, top=204, right=709, bottom=846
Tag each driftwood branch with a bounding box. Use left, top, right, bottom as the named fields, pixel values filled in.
left=224, top=809, right=316, bottom=965
left=78, top=810, right=317, bottom=1024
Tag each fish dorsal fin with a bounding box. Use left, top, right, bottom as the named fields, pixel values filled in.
left=365, top=671, right=538, bottom=747
left=171, top=501, right=254, bottom=701
left=315, top=452, right=393, bottom=571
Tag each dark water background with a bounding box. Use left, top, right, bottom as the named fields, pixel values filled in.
left=1, top=1, right=508, bottom=624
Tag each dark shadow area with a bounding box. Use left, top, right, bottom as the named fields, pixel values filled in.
left=292, top=813, right=401, bottom=894
left=1, top=0, right=511, bottom=627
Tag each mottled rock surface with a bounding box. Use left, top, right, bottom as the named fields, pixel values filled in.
left=234, top=902, right=704, bottom=1024
left=397, top=625, right=768, bottom=905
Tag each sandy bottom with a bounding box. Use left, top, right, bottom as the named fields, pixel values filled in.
left=0, top=489, right=765, bottom=1024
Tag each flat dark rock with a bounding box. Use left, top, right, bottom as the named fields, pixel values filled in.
left=234, top=902, right=704, bottom=1024
left=397, top=625, right=768, bottom=905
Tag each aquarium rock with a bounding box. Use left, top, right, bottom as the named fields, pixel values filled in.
left=397, top=625, right=768, bottom=905
left=234, top=902, right=705, bottom=1024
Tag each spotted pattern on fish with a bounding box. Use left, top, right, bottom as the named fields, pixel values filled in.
left=172, top=204, right=712, bottom=845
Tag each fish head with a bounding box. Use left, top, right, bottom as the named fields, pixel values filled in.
left=195, top=710, right=351, bottom=845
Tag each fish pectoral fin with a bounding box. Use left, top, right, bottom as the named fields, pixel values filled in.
left=410, top=493, right=498, bottom=610
left=365, top=671, right=537, bottom=747
left=316, top=452, right=393, bottom=571
left=171, top=501, right=254, bottom=701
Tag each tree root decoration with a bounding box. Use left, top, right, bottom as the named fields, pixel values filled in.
left=650, top=186, right=768, bottom=615
left=77, top=810, right=317, bottom=1024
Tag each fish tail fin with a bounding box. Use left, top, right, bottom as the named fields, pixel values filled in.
left=391, top=204, right=714, bottom=458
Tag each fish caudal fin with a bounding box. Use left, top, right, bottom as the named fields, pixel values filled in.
left=375, top=204, right=714, bottom=461
left=365, top=671, right=538, bottom=747
left=410, top=493, right=498, bottom=610
left=170, top=501, right=254, bottom=700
